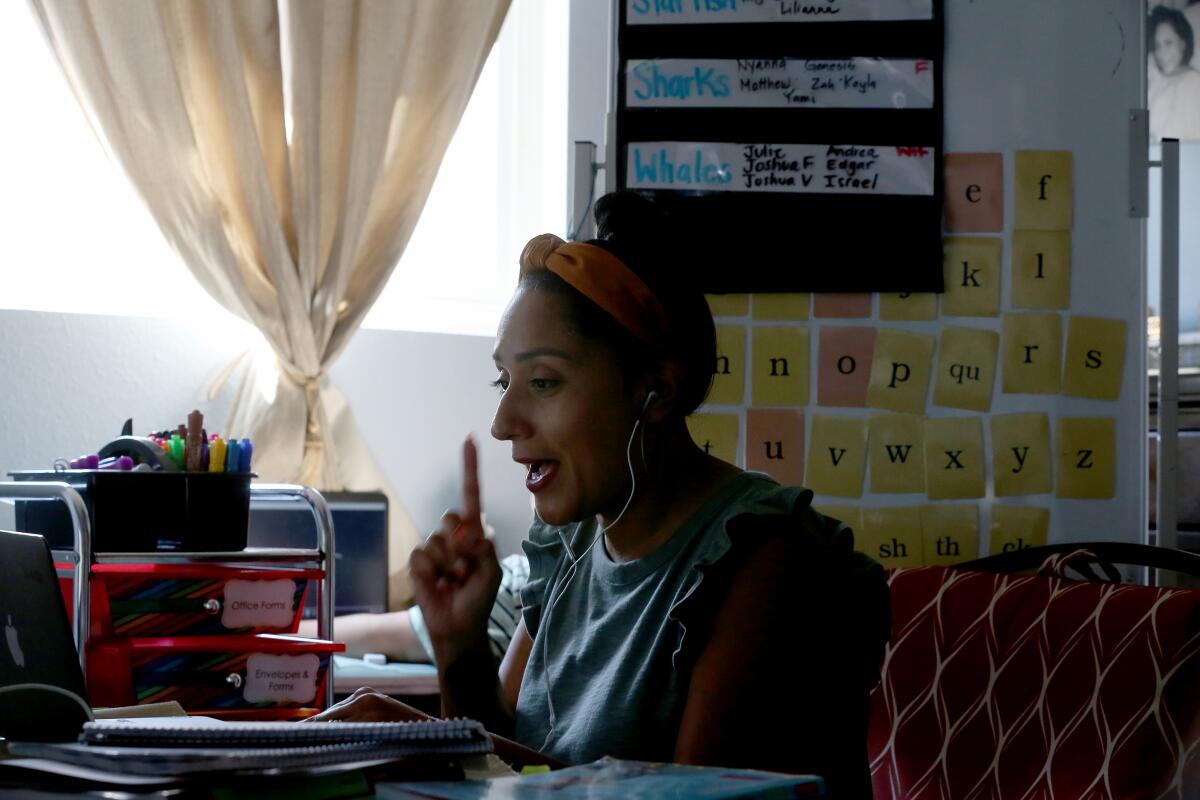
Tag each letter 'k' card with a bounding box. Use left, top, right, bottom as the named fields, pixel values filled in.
left=806, top=414, right=868, bottom=498
left=942, top=237, right=1001, bottom=317
left=924, top=417, right=985, bottom=499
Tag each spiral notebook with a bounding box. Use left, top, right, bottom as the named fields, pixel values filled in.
left=8, top=719, right=491, bottom=777
left=79, top=718, right=487, bottom=749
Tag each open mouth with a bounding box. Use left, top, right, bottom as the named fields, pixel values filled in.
left=525, top=460, right=558, bottom=492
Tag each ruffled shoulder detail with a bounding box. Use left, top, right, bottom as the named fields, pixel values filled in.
left=666, top=476, right=856, bottom=671
left=519, top=516, right=590, bottom=639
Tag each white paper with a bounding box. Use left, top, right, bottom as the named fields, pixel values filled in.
left=626, top=58, right=934, bottom=109
left=626, top=141, right=935, bottom=195
left=626, top=0, right=933, bottom=25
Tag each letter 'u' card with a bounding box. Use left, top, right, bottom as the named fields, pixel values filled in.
left=745, top=409, right=805, bottom=486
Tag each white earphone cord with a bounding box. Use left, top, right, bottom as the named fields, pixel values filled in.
left=538, top=403, right=646, bottom=752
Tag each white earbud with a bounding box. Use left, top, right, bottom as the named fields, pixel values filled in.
left=641, top=390, right=658, bottom=414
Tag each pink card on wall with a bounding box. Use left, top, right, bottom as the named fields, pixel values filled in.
left=943, top=153, right=1004, bottom=232
left=813, top=293, right=872, bottom=318
left=745, top=409, right=805, bottom=486
left=818, top=326, right=877, bottom=406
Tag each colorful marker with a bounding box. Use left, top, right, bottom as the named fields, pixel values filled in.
left=225, top=439, right=241, bottom=473
left=238, top=438, right=253, bottom=472
left=209, top=437, right=227, bottom=473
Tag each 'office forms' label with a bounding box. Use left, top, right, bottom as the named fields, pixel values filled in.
left=244, top=653, right=319, bottom=705
left=222, top=579, right=296, bottom=629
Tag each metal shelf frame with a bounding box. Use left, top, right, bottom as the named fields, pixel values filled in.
left=0, top=481, right=337, bottom=709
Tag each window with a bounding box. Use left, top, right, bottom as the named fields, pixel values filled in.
left=0, top=0, right=567, bottom=339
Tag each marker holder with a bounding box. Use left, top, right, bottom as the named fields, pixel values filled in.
left=9, top=470, right=254, bottom=552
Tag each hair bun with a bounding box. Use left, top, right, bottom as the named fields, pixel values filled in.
left=593, top=191, right=668, bottom=245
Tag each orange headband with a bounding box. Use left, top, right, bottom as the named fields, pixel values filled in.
left=519, top=233, right=670, bottom=348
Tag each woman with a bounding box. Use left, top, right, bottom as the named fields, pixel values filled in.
left=315, top=193, right=890, bottom=796
left=1149, top=6, right=1200, bottom=141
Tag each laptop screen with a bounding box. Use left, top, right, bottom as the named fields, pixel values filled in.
left=0, top=530, right=91, bottom=741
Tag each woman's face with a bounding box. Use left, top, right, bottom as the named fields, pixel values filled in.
left=490, top=287, right=641, bottom=526
left=1155, top=22, right=1188, bottom=76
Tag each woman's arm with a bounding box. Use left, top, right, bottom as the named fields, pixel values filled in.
left=298, top=611, right=430, bottom=662
left=675, top=532, right=887, bottom=796
left=437, top=615, right=531, bottom=736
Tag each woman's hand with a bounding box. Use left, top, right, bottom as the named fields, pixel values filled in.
left=304, top=687, right=433, bottom=722
left=409, top=436, right=502, bottom=666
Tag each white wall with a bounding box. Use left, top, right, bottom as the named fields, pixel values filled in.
left=0, top=310, right=534, bottom=558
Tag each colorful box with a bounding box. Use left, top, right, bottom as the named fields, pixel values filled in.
left=56, top=563, right=321, bottom=638
left=88, top=634, right=344, bottom=714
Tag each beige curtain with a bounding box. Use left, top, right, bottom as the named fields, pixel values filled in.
left=31, top=0, right=510, bottom=606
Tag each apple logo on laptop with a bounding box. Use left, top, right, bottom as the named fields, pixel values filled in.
left=5, top=614, right=24, bottom=668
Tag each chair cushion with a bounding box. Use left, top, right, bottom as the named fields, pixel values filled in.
left=868, top=566, right=1200, bottom=799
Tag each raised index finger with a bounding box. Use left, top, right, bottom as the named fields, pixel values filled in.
left=458, top=435, right=483, bottom=545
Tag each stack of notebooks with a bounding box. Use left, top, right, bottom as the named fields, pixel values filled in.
left=7, top=718, right=491, bottom=777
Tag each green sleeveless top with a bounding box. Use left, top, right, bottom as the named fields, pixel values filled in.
left=514, top=471, right=887, bottom=797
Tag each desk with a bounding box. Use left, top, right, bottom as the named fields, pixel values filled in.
left=333, top=656, right=439, bottom=697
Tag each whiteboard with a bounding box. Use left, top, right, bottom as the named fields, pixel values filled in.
left=603, top=0, right=1148, bottom=553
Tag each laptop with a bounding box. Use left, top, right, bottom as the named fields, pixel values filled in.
left=0, top=529, right=92, bottom=742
